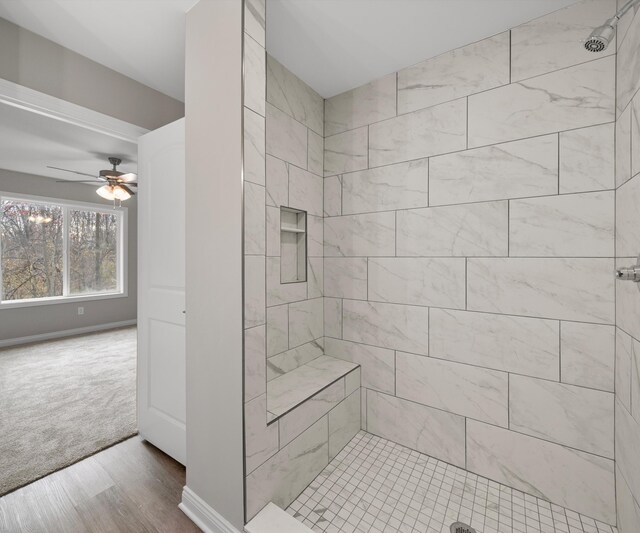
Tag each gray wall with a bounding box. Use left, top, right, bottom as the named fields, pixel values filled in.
left=614, top=0, right=640, bottom=531
left=0, top=17, right=184, bottom=130
left=0, top=168, right=137, bottom=342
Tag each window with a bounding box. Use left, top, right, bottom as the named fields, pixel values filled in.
left=0, top=194, right=126, bottom=305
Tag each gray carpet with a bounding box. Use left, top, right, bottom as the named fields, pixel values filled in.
left=0, top=327, right=137, bottom=496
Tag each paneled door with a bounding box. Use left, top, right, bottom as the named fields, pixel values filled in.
left=137, top=118, right=186, bottom=464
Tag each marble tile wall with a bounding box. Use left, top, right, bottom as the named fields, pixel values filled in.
left=614, top=3, right=640, bottom=532
left=322, top=0, right=620, bottom=525
left=264, top=54, right=324, bottom=381
left=243, top=12, right=362, bottom=520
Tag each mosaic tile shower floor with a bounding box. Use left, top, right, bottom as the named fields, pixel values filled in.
left=287, top=431, right=617, bottom=533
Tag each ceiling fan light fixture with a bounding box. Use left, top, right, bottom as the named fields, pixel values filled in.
left=113, top=185, right=132, bottom=201
left=96, top=184, right=116, bottom=200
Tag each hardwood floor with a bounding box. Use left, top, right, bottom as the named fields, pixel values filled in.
left=0, top=437, right=201, bottom=533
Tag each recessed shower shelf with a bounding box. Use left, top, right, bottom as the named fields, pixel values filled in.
left=266, top=356, right=360, bottom=424
left=280, top=226, right=305, bottom=233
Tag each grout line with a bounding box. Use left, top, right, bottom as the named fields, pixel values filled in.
left=319, top=119, right=617, bottom=179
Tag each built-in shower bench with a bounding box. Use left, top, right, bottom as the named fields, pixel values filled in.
left=266, top=355, right=360, bottom=423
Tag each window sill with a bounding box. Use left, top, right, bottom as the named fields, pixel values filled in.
left=0, top=292, right=128, bottom=309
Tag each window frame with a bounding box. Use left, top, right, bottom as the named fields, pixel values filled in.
left=0, top=191, right=128, bottom=308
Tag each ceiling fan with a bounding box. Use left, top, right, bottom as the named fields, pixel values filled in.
left=50, top=157, right=137, bottom=203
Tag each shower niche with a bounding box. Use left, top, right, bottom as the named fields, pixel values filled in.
left=279, top=206, right=307, bottom=283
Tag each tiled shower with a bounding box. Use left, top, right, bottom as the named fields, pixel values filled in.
left=242, top=0, right=640, bottom=531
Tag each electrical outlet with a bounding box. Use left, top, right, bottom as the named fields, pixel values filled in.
left=77, top=306, right=84, bottom=315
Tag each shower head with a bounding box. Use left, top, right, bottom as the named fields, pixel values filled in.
left=584, top=20, right=616, bottom=52
left=584, top=0, right=640, bottom=52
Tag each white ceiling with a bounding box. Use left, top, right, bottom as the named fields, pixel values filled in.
left=267, top=0, right=578, bottom=97
left=0, top=0, right=198, bottom=101
left=0, top=0, right=579, bottom=185
left=0, top=0, right=579, bottom=102
left=0, top=102, right=137, bottom=184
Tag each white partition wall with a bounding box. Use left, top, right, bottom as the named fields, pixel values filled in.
left=181, top=0, right=245, bottom=530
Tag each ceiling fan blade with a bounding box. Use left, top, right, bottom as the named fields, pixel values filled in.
left=119, top=184, right=136, bottom=196
left=47, top=166, right=99, bottom=179
left=117, top=172, right=137, bottom=182
left=56, top=179, right=104, bottom=184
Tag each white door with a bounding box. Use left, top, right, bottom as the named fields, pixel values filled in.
left=137, top=118, right=186, bottom=465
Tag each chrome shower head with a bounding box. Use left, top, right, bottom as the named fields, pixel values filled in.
left=584, top=20, right=616, bottom=52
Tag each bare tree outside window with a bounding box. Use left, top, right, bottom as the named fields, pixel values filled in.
left=0, top=198, right=122, bottom=302
left=1, top=200, right=64, bottom=300
left=69, top=210, right=118, bottom=294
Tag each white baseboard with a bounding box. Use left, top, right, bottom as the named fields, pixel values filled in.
left=179, top=486, right=242, bottom=533
left=0, top=319, right=137, bottom=348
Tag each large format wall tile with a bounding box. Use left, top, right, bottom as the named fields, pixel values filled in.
left=244, top=0, right=265, bottom=46
left=324, top=298, right=342, bottom=339
left=343, top=300, right=429, bottom=355
left=617, top=174, right=640, bottom=257
left=466, top=420, right=616, bottom=524
left=288, top=298, right=323, bottom=348
left=429, top=309, right=559, bottom=380
left=511, top=0, right=616, bottom=82
left=324, top=127, right=368, bottom=177
left=617, top=466, right=640, bottom=533
left=616, top=400, right=640, bottom=503
left=617, top=7, right=640, bottom=114
left=308, top=129, right=324, bottom=176
left=467, top=258, right=615, bottom=323
left=246, top=417, right=329, bottom=519
left=509, top=191, right=615, bottom=257
left=324, top=258, right=368, bottom=300
left=324, top=212, right=395, bottom=257
left=367, top=391, right=466, bottom=467
left=341, top=159, right=428, bottom=215
left=266, top=103, right=307, bottom=169
left=244, top=182, right=266, bottom=255
left=266, top=155, right=288, bottom=207
left=245, top=325, right=267, bottom=402
left=509, top=375, right=614, bottom=458
left=559, top=123, right=615, bottom=193
left=244, top=33, right=266, bottom=117
left=267, top=340, right=323, bottom=381
left=468, top=57, right=615, bottom=147
left=267, top=305, right=288, bottom=356
left=245, top=255, right=266, bottom=328
left=397, top=32, right=509, bottom=115
left=369, top=99, right=467, bottom=167
left=328, top=390, right=361, bottom=459
left=324, top=176, right=341, bottom=217
left=278, top=380, right=344, bottom=447
left=307, top=215, right=323, bottom=257
left=616, top=104, right=632, bottom=187
left=633, top=96, right=640, bottom=177
left=616, top=328, right=633, bottom=413
left=266, top=256, right=307, bottom=307
left=307, top=258, right=323, bottom=299
left=325, top=74, right=396, bottom=136
left=267, top=56, right=323, bottom=136
left=288, top=166, right=323, bottom=216
left=396, top=202, right=508, bottom=257
left=367, top=258, right=466, bottom=309
left=245, top=394, right=278, bottom=474
left=429, top=135, right=558, bottom=206
left=244, top=108, right=266, bottom=186
left=324, top=338, right=395, bottom=394
left=396, top=352, right=508, bottom=427
left=618, top=275, right=640, bottom=347
left=561, top=322, right=615, bottom=392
